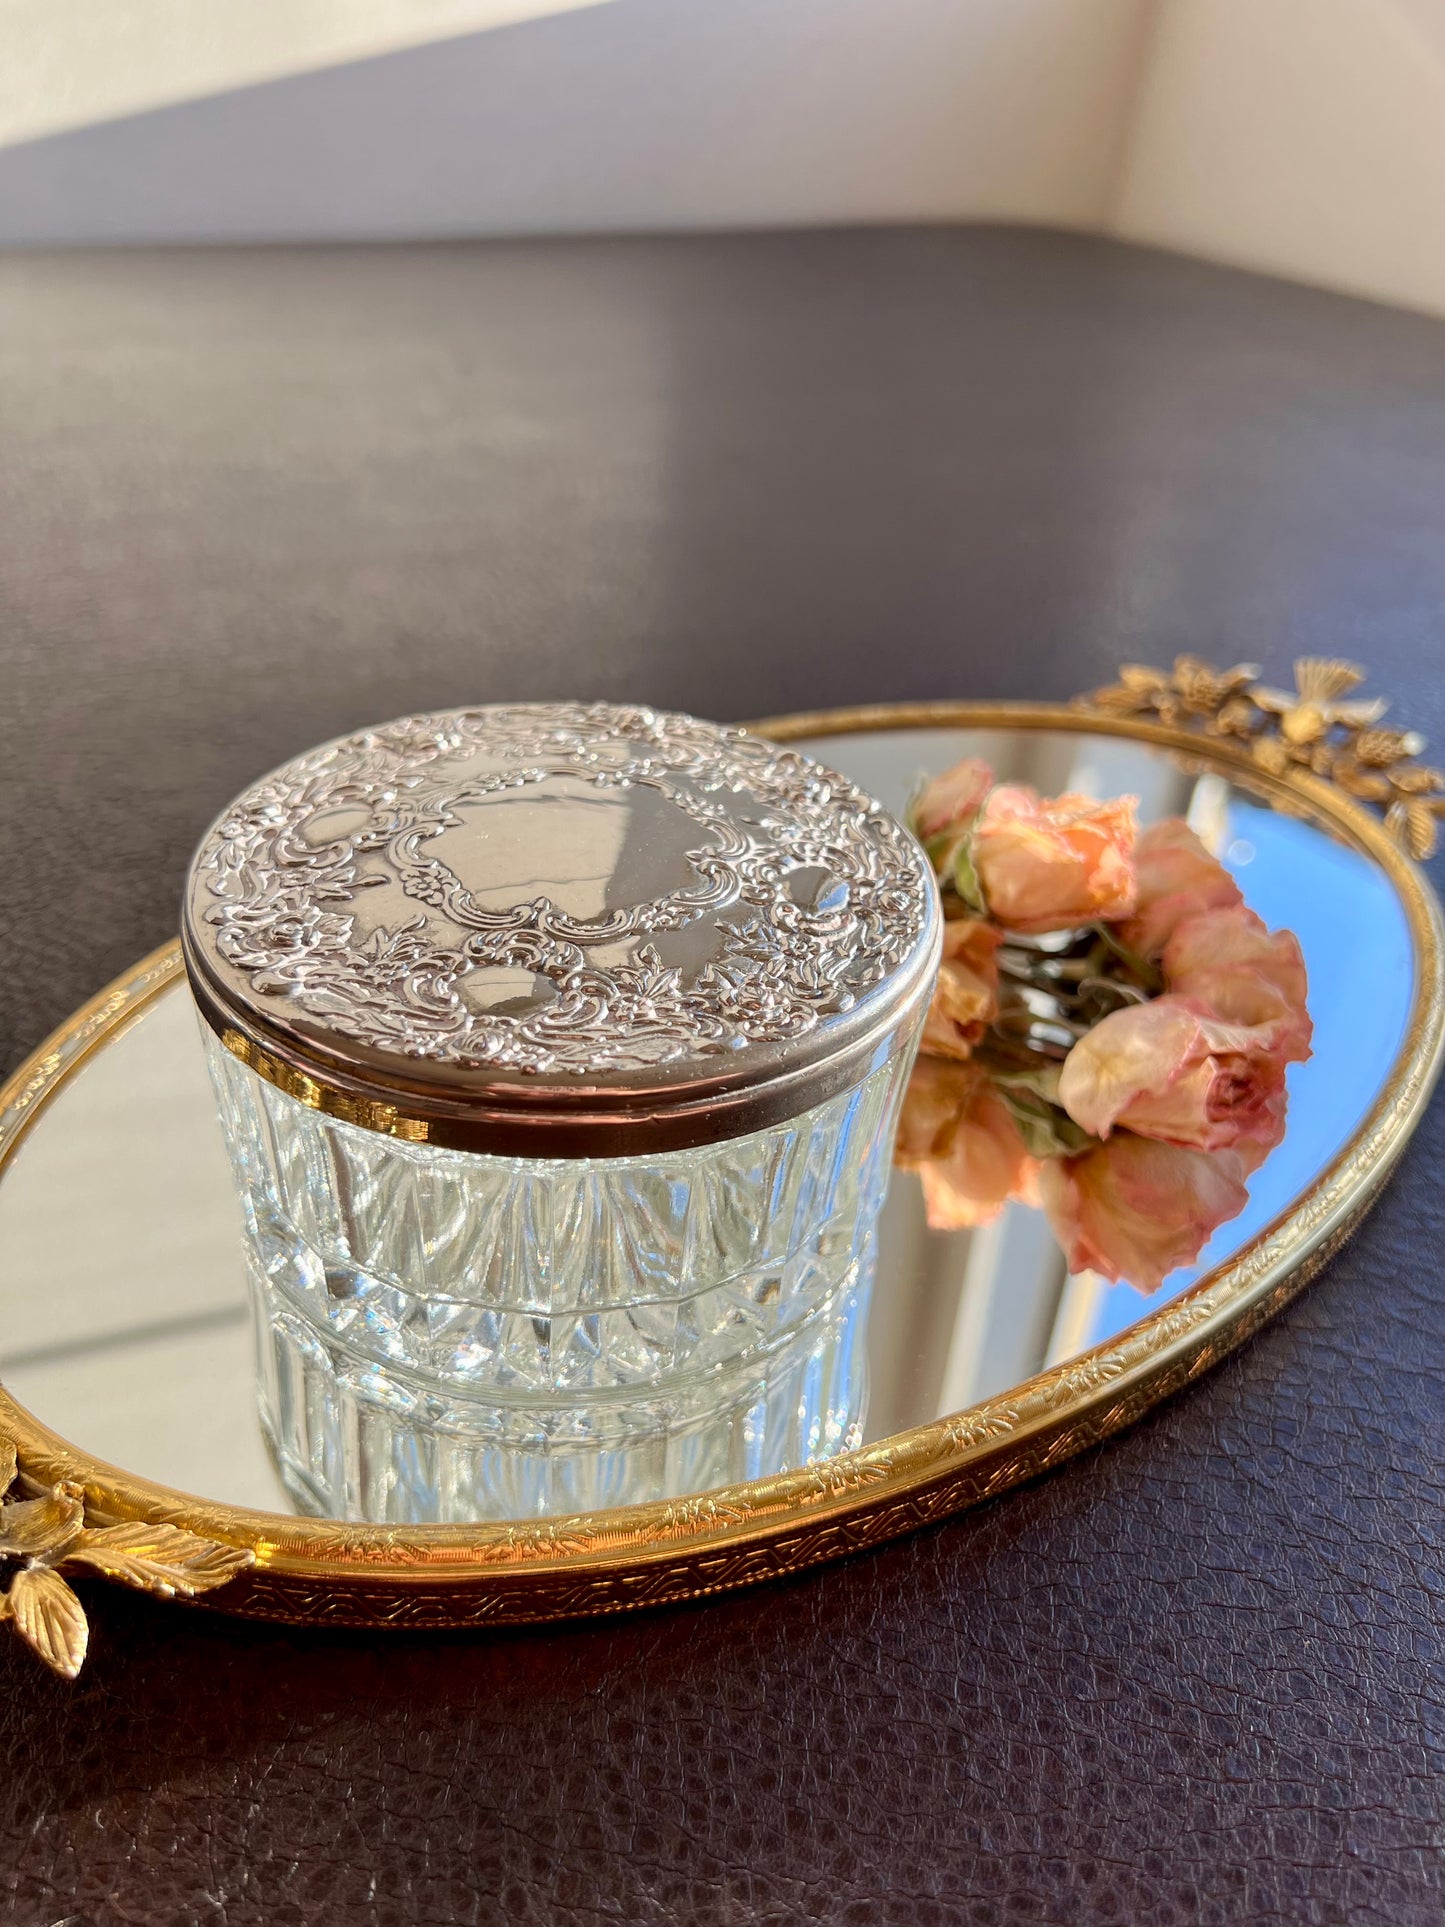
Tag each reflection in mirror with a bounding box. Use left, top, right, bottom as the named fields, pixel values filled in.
left=843, top=729, right=1411, bottom=1427
left=0, top=730, right=1414, bottom=1520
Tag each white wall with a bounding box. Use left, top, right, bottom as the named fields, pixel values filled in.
left=0, top=0, right=618, bottom=147
left=2, top=0, right=1444, bottom=321
left=1110, top=0, right=1445, bottom=318
left=0, top=0, right=1153, bottom=244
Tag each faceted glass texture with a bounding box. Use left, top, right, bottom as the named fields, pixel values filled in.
left=202, top=1028, right=911, bottom=1521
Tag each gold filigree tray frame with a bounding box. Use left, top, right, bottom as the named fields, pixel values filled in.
left=0, top=684, right=1441, bottom=1658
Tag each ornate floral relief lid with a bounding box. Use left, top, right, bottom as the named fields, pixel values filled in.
left=182, top=703, right=940, bottom=1154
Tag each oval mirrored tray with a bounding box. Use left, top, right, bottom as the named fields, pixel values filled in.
left=0, top=693, right=1441, bottom=1645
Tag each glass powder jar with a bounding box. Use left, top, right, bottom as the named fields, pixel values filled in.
left=183, top=704, right=940, bottom=1522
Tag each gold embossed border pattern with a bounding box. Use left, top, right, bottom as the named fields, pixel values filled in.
left=0, top=701, right=1440, bottom=1632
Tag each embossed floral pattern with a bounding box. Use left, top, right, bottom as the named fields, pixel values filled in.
left=189, top=704, right=935, bottom=1076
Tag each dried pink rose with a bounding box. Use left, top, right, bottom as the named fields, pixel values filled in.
left=895, top=1054, right=970, bottom=1164
left=1116, top=818, right=1243, bottom=959
left=919, top=918, right=1001, bottom=1062
left=1038, top=1133, right=1250, bottom=1294
left=1163, top=905, right=1311, bottom=1060
left=910, top=757, right=994, bottom=842
left=1056, top=994, right=1290, bottom=1169
left=972, top=787, right=1138, bottom=935
left=896, top=1056, right=1039, bottom=1231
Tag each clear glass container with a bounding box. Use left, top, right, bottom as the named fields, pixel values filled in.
left=183, top=703, right=938, bottom=1520
left=204, top=1028, right=901, bottom=1519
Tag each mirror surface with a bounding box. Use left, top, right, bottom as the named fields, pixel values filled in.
left=0, top=727, right=1414, bottom=1517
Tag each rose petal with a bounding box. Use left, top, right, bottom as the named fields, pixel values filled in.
left=1164, top=906, right=1312, bottom=1066
left=1165, top=906, right=1310, bottom=1012
left=1039, top=1135, right=1250, bottom=1293
left=1117, top=819, right=1243, bottom=958
left=1057, top=995, right=1291, bottom=1156
left=973, top=789, right=1138, bottom=934
left=911, top=757, right=995, bottom=841
left=897, top=1058, right=1039, bottom=1230
left=919, top=918, right=1001, bottom=1061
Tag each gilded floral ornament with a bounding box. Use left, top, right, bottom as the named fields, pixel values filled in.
left=0, top=1435, right=253, bottom=1677
left=1081, top=656, right=1445, bottom=859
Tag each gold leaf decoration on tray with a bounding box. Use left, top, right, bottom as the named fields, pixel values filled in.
left=0, top=1435, right=253, bottom=1678
left=6, top=1565, right=90, bottom=1678
left=1080, top=655, right=1445, bottom=859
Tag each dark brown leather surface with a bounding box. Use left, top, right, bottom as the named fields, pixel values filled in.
left=2, top=227, right=1444, bottom=1925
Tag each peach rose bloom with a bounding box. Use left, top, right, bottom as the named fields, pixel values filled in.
left=1056, top=994, right=1290, bottom=1168
left=1117, top=818, right=1243, bottom=959
left=895, top=1053, right=970, bottom=1163
left=919, top=918, right=1001, bottom=1062
left=896, top=1056, right=1039, bottom=1231
left=1163, top=905, right=1311, bottom=1057
left=910, top=757, right=994, bottom=842
left=1039, top=1134, right=1250, bottom=1293
left=972, top=786, right=1138, bottom=934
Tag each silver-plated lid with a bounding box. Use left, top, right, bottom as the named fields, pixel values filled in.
left=182, top=703, right=940, bottom=1155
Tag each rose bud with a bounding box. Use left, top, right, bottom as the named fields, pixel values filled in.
left=919, top=918, right=1001, bottom=1062
left=1056, top=993, right=1292, bottom=1167
left=1039, top=1133, right=1250, bottom=1293
left=1117, top=818, right=1243, bottom=959
left=973, top=786, right=1138, bottom=934
left=909, top=757, right=995, bottom=842
left=1163, top=905, right=1311, bottom=1061
left=896, top=1056, right=1040, bottom=1231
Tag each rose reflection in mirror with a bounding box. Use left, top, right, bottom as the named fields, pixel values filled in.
left=895, top=759, right=1312, bottom=1294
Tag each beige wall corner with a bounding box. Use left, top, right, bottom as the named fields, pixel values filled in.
left=1109, top=0, right=1445, bottom=319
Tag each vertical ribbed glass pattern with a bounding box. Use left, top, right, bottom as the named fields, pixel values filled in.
left=203, top=1028, right=909, bottom=1521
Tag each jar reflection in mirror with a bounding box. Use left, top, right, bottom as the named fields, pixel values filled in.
left=183, top=704, right=939, bottom=1521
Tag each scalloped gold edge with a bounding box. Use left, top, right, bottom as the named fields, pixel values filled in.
left=0, top=700, right=1439, bottom=1629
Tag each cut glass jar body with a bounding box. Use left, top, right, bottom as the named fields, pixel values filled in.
left=204, top=1026, right=913, bottom=1521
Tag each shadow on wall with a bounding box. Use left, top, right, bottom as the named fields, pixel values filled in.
left=0, top=0, right=1154, bottom=244
left=4, top=0, right=1442, bottom=319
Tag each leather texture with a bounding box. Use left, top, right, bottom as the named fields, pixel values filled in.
left=2, top=227, right=1445, bottom=1926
